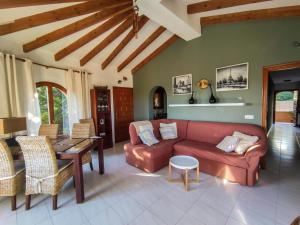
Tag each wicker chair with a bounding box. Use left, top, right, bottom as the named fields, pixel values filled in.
left=79, top=119, right=96, bottom=137
left=16, top=136, right=74, bottom=210
left=38, top=124, right=59, bottom=139
left=0, top=139, right=25, bottom=211
left=71, top=123, right=93, bottom=171
left=291, top=216, right=300, bottom=225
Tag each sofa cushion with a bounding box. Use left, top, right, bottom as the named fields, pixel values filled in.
left=125, top=138, right=182, bottom=160
left=173, top=140, right=248, bottom=169
left=186, top=121, right=265, bottom=145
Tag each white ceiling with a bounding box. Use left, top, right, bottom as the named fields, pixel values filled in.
left=0, top=0, right=299, bottom=74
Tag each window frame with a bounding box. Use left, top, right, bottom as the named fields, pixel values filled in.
left=36, top=81, right=67, bottom=124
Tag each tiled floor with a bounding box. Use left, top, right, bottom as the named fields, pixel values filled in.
left=1, top=123, right=300, bottom=225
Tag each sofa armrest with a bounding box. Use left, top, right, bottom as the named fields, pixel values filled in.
left=244, top=140, right=267, bottom=165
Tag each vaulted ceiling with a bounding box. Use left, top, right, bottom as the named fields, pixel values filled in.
left=0, top=0, right=299, bottom=74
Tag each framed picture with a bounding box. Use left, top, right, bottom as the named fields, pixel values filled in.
left=216, top=62, right=248, bottom=92
left=172, top=74, right=192, bottom=95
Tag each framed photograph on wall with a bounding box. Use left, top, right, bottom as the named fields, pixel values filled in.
left=216, top=62, right=249, bottom=92
left=172, top=74, right=192, bottom=95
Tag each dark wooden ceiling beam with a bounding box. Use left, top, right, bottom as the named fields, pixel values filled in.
left=101, top=16, right=149, bottom=70
left=118, top=26, right=166, bottom=72
left=23, top=4, right=131, bottom=52
left=0, top=0, right=131, bottom=35
left=132, top=35, right=179, bottom=74
left=187, top=0, right=271, bottom=14
left=80, top=16, right=133, bottom=66
left=0, top=0, right=95, bottom=9
left=54, top=10, right=132, bottom=61
left=201, top=5, right=300, bottom=26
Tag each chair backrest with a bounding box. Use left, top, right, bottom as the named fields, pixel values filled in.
left=71, top=123, right=90, bottom=139
left=38, top=124, right=59, bottom=139
left=16, top=136, right=58, bottom=178
left=0, top=139, right=15, bottom=178
left=79, top=119, right=96, bottom=136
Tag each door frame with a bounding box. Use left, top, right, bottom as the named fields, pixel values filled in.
left=262, top=60, right=300, bottom=129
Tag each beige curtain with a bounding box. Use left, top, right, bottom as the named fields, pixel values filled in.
left=65, top=69, right=91, bottom=133
left=0, top=53, right=41, bottom=135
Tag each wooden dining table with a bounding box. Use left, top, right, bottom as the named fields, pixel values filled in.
left=12, top=136, right=104, bottom=204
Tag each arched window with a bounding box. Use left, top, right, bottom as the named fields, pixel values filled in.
left=36, top=82, right=69, bottom=134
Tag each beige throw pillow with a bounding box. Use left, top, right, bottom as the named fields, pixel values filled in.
left=217, top=136, right=240, bottom=153
left=233, top=131, right=259, bottom=155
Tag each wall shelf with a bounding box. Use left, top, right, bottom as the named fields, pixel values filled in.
left=168, top=103, right=246, bottom=107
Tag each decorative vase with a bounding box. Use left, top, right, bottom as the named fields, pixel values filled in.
left=189, top=92, right=195, bottom=104
left=209, top=84, right=217, bottom=104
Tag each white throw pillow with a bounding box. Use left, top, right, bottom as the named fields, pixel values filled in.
left=138, top=124, right=153, bottom=133
left=217, top=136, right=240, bottom=153
left=159, top=126, right=177, bottom=140
left=233, top=131, right=259, bottom=154
left=160, top=122, right=178, bottom=138
left=138, top=129, right=159, bottom=146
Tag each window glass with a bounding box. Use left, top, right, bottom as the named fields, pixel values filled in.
left=37, top=86, right=50, bottom=124
left=36, top=82, right=69, bottom=135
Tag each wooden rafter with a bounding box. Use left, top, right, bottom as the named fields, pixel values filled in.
left=187, top=0, right=271, bottom=14
left=118, top=26, right=166, bottom=72
left=201, top=5, right=300, bottom=26
left=23, top=4, right=132, bottom=52
left=55, top=10, right=132, bottom=61
left=80, top=16, right=133, bottom=66
left=132, top=35, right=179, bottom=74
left=0, top=0, right=131, bottom=35
left=101, top=16, right=149, bottom=70
left=0, top=0, right=95, bottom=9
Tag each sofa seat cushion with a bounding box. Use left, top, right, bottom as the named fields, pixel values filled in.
left=173, top=140, right=248, bottom=169
left=125, top=138, right=183, bottom=160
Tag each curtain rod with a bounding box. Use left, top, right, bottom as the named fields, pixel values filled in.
left=10, top=55, right=92, bottom=75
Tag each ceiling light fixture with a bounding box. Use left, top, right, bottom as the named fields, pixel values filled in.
left=133, top=0, right=139, bottom=39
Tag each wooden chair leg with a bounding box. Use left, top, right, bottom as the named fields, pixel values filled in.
left=73, top=176, right=76, bottom=188
left=25, top=195, right=31, bottom=210
left=89, top=162, right=94, bottom=171
left=11, top=195, right=16, bottom=211
left=52, top=195, right=58, bottom=210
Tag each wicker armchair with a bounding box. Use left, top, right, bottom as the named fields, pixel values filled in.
left=0, top=139, right=25, bottom=210
left=16, top=136, right=74, bottom=210
left=38, top=124, right=59, bottom=139
left=71, top=123, right=93, bottom=171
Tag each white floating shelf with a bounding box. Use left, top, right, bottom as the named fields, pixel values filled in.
left=168, top=103, right=246, bottom=107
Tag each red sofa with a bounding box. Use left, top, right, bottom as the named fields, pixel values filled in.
left=124, top=119, right=267, bottom=186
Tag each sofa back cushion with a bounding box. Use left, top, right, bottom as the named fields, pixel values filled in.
left=129, top=119, right=188, bottom=145
left=186, top=121, right=265, bottom=145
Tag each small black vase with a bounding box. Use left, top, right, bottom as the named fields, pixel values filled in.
left=189, top=92, right=195, bottom=104
left=209, top=84, right=217, bottom=104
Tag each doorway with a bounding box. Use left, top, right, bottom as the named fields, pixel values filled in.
left=113, top=87, right=133, bottom=143
left=274, top=90, right=298, bottom=124
left=262, top=61, right=300, bottom=130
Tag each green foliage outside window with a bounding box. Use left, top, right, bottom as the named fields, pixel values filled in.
left=276, top=91, right=294, bottom=101
left=37, top=86, right=49, bottom=124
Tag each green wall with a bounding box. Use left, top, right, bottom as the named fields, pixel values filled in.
left=133, top=18, right=300, bottom=125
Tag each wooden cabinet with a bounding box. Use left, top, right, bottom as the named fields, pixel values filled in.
left=90, top=87, right=113, bottom=149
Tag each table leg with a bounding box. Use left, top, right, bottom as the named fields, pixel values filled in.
left=168, top=163, right=172, bottom=180
left=97, top=139, right=104, bottom=174
left=74, top=156, right=84, bottom=203
left=196, top=165, right=200, bottom=182
left=185, top=169, right=188, bottom=191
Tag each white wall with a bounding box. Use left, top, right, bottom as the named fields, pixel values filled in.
left=0, top=37, right=133, bottom=144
